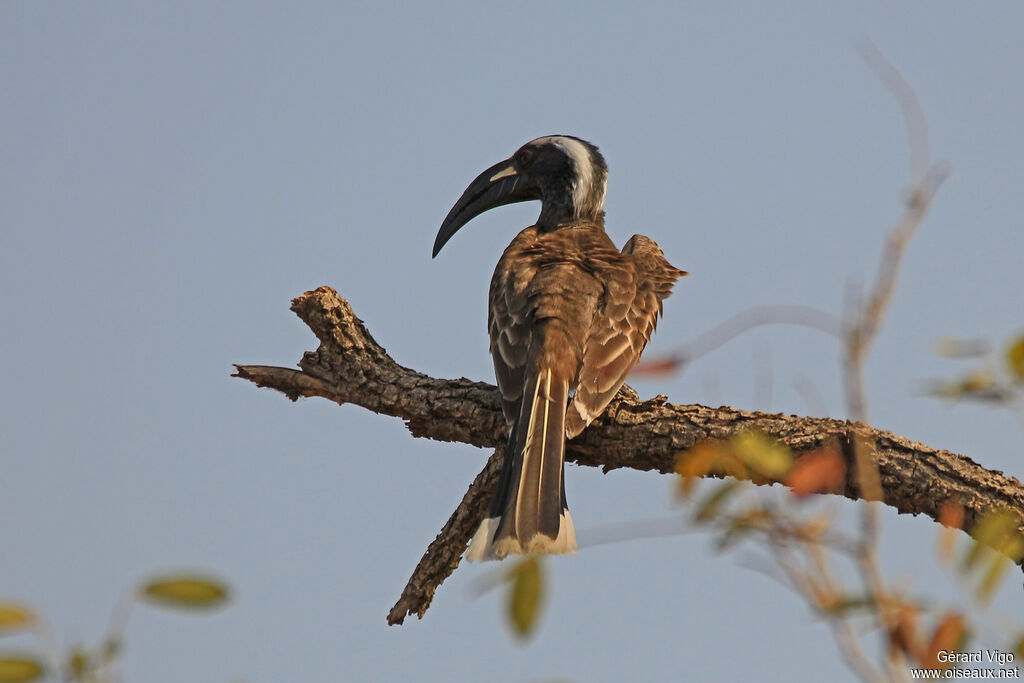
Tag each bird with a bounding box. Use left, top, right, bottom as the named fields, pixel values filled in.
left=432, top=135, right=686, bottom=561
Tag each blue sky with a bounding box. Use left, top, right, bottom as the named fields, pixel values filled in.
left=3, top=2, right=1024, bottom=681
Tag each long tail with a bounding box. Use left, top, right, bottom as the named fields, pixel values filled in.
left=466, top=366, right=577, bottom=561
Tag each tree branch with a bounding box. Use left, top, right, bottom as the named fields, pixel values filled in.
left=233, top=287, right=1024, bottom=625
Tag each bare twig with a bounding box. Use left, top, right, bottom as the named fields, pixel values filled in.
left=845, top=42, right=950, bottom=422
left=634, top=304, right=842, bottom=377
left=834, top=43, right=949, bottom=680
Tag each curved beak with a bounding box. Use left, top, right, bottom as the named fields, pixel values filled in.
left=432, top=158, right=540, bottom=257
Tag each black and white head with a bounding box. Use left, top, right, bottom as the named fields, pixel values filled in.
left=432, top=135, right=609, bottom=257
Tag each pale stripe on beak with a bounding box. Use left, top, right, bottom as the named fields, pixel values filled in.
left=489, top=165, right=518, bottom=181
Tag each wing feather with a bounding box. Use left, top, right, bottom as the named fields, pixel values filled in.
left=566, top=233, right=686, bottom=438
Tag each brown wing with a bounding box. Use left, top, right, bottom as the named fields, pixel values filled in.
left=565, top=234, right=687, bottom=438
left=488, top=230, right=536, bottom=427
left=489, top=225, right=626, bottom=427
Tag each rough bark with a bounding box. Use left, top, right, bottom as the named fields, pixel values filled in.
left=233, top=286, right=1024, bottom=625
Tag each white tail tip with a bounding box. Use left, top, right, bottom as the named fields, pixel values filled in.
left=464, top=511, right=577, bottom=562
left=465, top=516, right=501, bottom=562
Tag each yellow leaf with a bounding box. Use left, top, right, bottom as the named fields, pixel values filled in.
left=961, top=371, right=998, bottom=395
left=962, top=536, right=986, bottom=572
left=961, top=509, right=1024, bottom=602
left=964, top=509, right=1024, bottom=569
left=506, top=558, right=544, bottom=640
left=0, top=605, right=34, bottom=634
left=675, top=441, right=724, bottom=498
left=0, top=656, right=44, bottom=683
left=1007, top=334, right=1024, bottom=382
left=139, top=574, right=229, bottom=610
left=732, top=432, right=792, bottom=481
left=977, top=552, right=1012, bottom=603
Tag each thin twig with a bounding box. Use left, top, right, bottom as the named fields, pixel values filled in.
left=844, top=42, right=950, bottom=422
left=839, top=42, right=949, bottom=681
left=633, top=304, right=842, bottom=376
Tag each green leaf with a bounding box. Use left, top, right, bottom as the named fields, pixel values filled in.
left=506, top=558, right=544, bottom=640
left=694, top=481, right=741, bottom=523
left=1007, top=334, right=1024, bottom=382
left=732, top=432, right=793, bottom=480
left=139, top=574, right=229, bottom=610
left=66, top=646, right=88, bottom=678
left=819, top=595, right=877, bottom=616
left=0, top=605, right=34, bottom=635
left=716, top=516, right=755, bottom=551
left=962, top=509, right=1024, bottom=604
left=965, top=509, right=1024, bottom=564
left=0, top=656, right=44, bottom=683
left=977, top=552, right=1012, bottom=603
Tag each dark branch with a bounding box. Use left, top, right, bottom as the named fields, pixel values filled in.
left=385, top=448, right=503, bottom=625
left=234, top=287, right=1024, bottom=625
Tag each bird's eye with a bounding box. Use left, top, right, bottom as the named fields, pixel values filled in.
left=515, top=148, right=534, bottom=166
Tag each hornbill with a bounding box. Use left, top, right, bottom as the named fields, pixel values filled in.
left=433, top=135, right=686, bottom=561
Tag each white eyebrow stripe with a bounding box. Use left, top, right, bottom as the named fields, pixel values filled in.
left=529, top=135, right=602, bottom=217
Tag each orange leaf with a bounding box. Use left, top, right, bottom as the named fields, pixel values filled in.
left=675, top=441, right=724, bottom=497
left=888, top=604, right=925, bottom=664
left=924, top=613, right=966, bottom=670
left=937, top=501, right=964, bottom=562
left=785, top=447, right=845, bottom=498
left=0, top=604, right=35, bottom=634
left=631, top=355, right=684, bottom=377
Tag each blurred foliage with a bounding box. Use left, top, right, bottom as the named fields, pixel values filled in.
left=927, top=331, right=1024, bottom=407
left=495, top=429, right=1024, bottom=676
left=1008, top=336, right=1024, bottom=382
left=0, top=656, right=44, bottom=683
left=139, top=574, right=230, bottom=610
left=0, top=607, right=34, bottom=636
left=492, top=362, right=1024, bottom=678
left=505, top=557, right=545, bottom=641
left=487, top=51, right=1022, bottom=673
left=672, top=432, right=1024, bottom=677
left=0, top=571, right=230, bottom=683
left=675, top=430, right=845, bottom=498
left=960, top=509, right=1024, bottom=602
